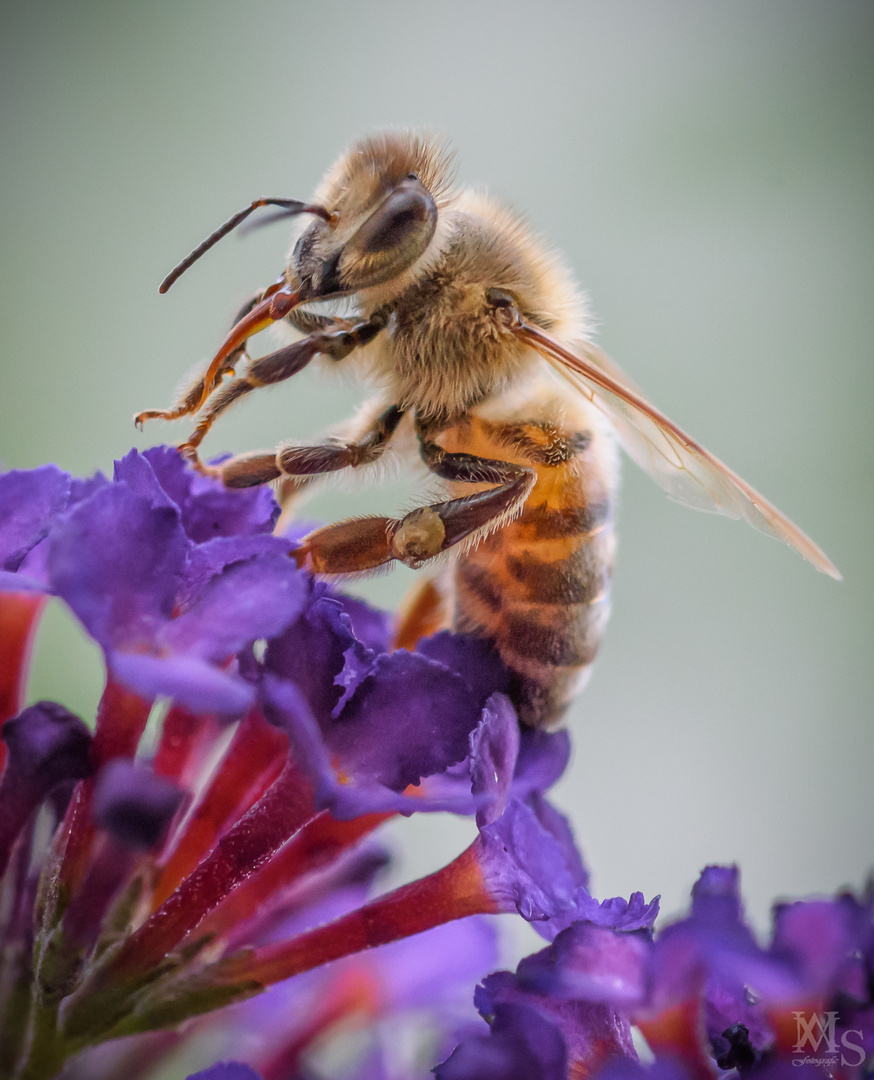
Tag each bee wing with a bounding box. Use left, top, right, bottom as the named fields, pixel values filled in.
left=514, top=319, right=841, bottom=580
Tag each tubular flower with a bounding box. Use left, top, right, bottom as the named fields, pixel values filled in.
left=435, top=866, right=874, bottom=1080
left=0, top=451, right=870, bottom=1080
left=0, top=449, right=585, bottom=1080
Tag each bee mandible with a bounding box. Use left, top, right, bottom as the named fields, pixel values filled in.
left=136, top=131, right=840, bottom=728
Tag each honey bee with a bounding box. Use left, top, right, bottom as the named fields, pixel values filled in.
left=136, top=131, right=840, bottom=728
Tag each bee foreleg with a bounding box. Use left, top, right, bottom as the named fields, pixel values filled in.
left=135, top=284, right=283, bottom=428
left=178, top=314, right=389, bottom=464
left=216, top=405, right=406, bottom=488
left=293, top=445, right=534, bottom=574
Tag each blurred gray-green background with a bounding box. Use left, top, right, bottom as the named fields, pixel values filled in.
left=2, top=1, right=872, bottom=938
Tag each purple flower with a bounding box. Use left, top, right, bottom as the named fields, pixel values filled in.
left=44, top=450, right=308, bottom=714
left=116, top=446, right=278, bottom=541
left=93, top=760, right=185, bottom=849
left=436, top=1001, right=568, bottom=1080
left=436, top=940, right=637, bottom=1080
left=2, top=449, right=868, bottom=1080
left=0, top=700, right=92, bottom=875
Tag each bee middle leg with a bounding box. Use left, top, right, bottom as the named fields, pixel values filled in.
left=295, top=424, right=535, bottom=574
left=214, top=404, right=406, bottom=488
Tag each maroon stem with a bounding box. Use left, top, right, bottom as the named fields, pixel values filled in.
left=106, top=754, right=316, bottom=980
left=152, top=705, right=216, bottom=786
left=151, top=710, right=287, bottom=910
left=55, top=679, right=152, bottom=902
left=218, top=841, right=495, bottom=988
left=0, top=774, right=41, bottom=879
left=0, top=593, right=46, bottom=769
left=197, top=808, right=393, bottom=940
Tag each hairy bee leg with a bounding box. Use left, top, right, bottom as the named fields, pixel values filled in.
left=134, top=282, right=286, bottom=428
left=294, top=444, right=535, bottom=574
left=179, top=313, right=390, bottom=461
left=216, top=405, right=406, bottom=488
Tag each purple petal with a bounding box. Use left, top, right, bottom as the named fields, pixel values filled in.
left=109, top=651, right=254, bottom=715
left=512, top=728, right=571, bottom=798
left=69, top=472, right=111, bottom=504
left=435, top=1002, right=567, bottom=1080
left=476, top=796, right=587, bottom=924
left=0, top=570, right=50, bottom=595
left=475, top=963, right=637, bottom=1075
left=417, top=630, right=510, bottom=705
left=93, top=760, right=185, bottom=849
left=265, top=591, right=357, bottom=721
left=329, top=650, right=483, bottom=791
left=648, top=866, right=777, bottom=1010
left=770, top=893, right=874, bottom=1000
left=49, top=484, right=189, bottom=651
left=263, top=675, right=482, bottom=819
left=186, top=1064, right=263, bottom=1080
left=514, top=921, right=649, bottom=1007
left=470, top=693, right=520, bottom=827
left=141, top=445, right=279, bottom=540
left=325, top=587, right=392, bottom=653
left=180, top=534, right=295, bottom=608
left=0, top=465, right=70, bottom=571
left=162, top=554, right=309, bottom=661
left=690, top=864, right=744, bottom=926
left=594, top=1061, right=694, bottom=1080
left=113, top=449, right=177, bottom=513
left=540, top=890, right=661, bottom=943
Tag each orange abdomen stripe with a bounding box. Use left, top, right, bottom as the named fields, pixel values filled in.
left=444, top=414, right=615, bottom=728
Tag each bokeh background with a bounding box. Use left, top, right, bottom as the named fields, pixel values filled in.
left=2, top=0, right=872, bottom=944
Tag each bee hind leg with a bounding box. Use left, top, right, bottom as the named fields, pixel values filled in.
left=294, top=439, right=535, bottom=574
left=393, top=575, right=452, bottom=650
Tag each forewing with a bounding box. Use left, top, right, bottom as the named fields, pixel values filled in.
left=514, top=321, right=840, bottom=579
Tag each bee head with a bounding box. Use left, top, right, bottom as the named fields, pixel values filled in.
left=290, top=131, right=455, bottom=304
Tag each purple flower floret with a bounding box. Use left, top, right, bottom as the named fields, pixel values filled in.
left=0, top=700, right=93, bottom=874
left=42, top=450, right=308, bottom=713
left=117, top=446, right=278, bottom=541
left=1, top=700, right=93, bottom=790
left=436, top=928, right=638, bottom=1080
left=93, top=760, right=185, bottom=849
left=436, top=1001, right=568, bottom=1080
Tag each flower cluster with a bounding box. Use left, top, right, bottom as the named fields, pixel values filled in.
left=437, top=866, right=874, bottom=1080
left=0, top=450, right=870, bottom=1080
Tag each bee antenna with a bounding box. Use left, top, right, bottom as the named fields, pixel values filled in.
left=159, top=198, right=336, bottom=294
left=238, top=206, right=315, bottom=238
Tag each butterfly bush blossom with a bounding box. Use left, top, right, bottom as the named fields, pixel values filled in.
left=0, top=449, right=870, bottom=1080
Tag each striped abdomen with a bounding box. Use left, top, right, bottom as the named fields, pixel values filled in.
left=442, top=401, right=617, bottom=728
